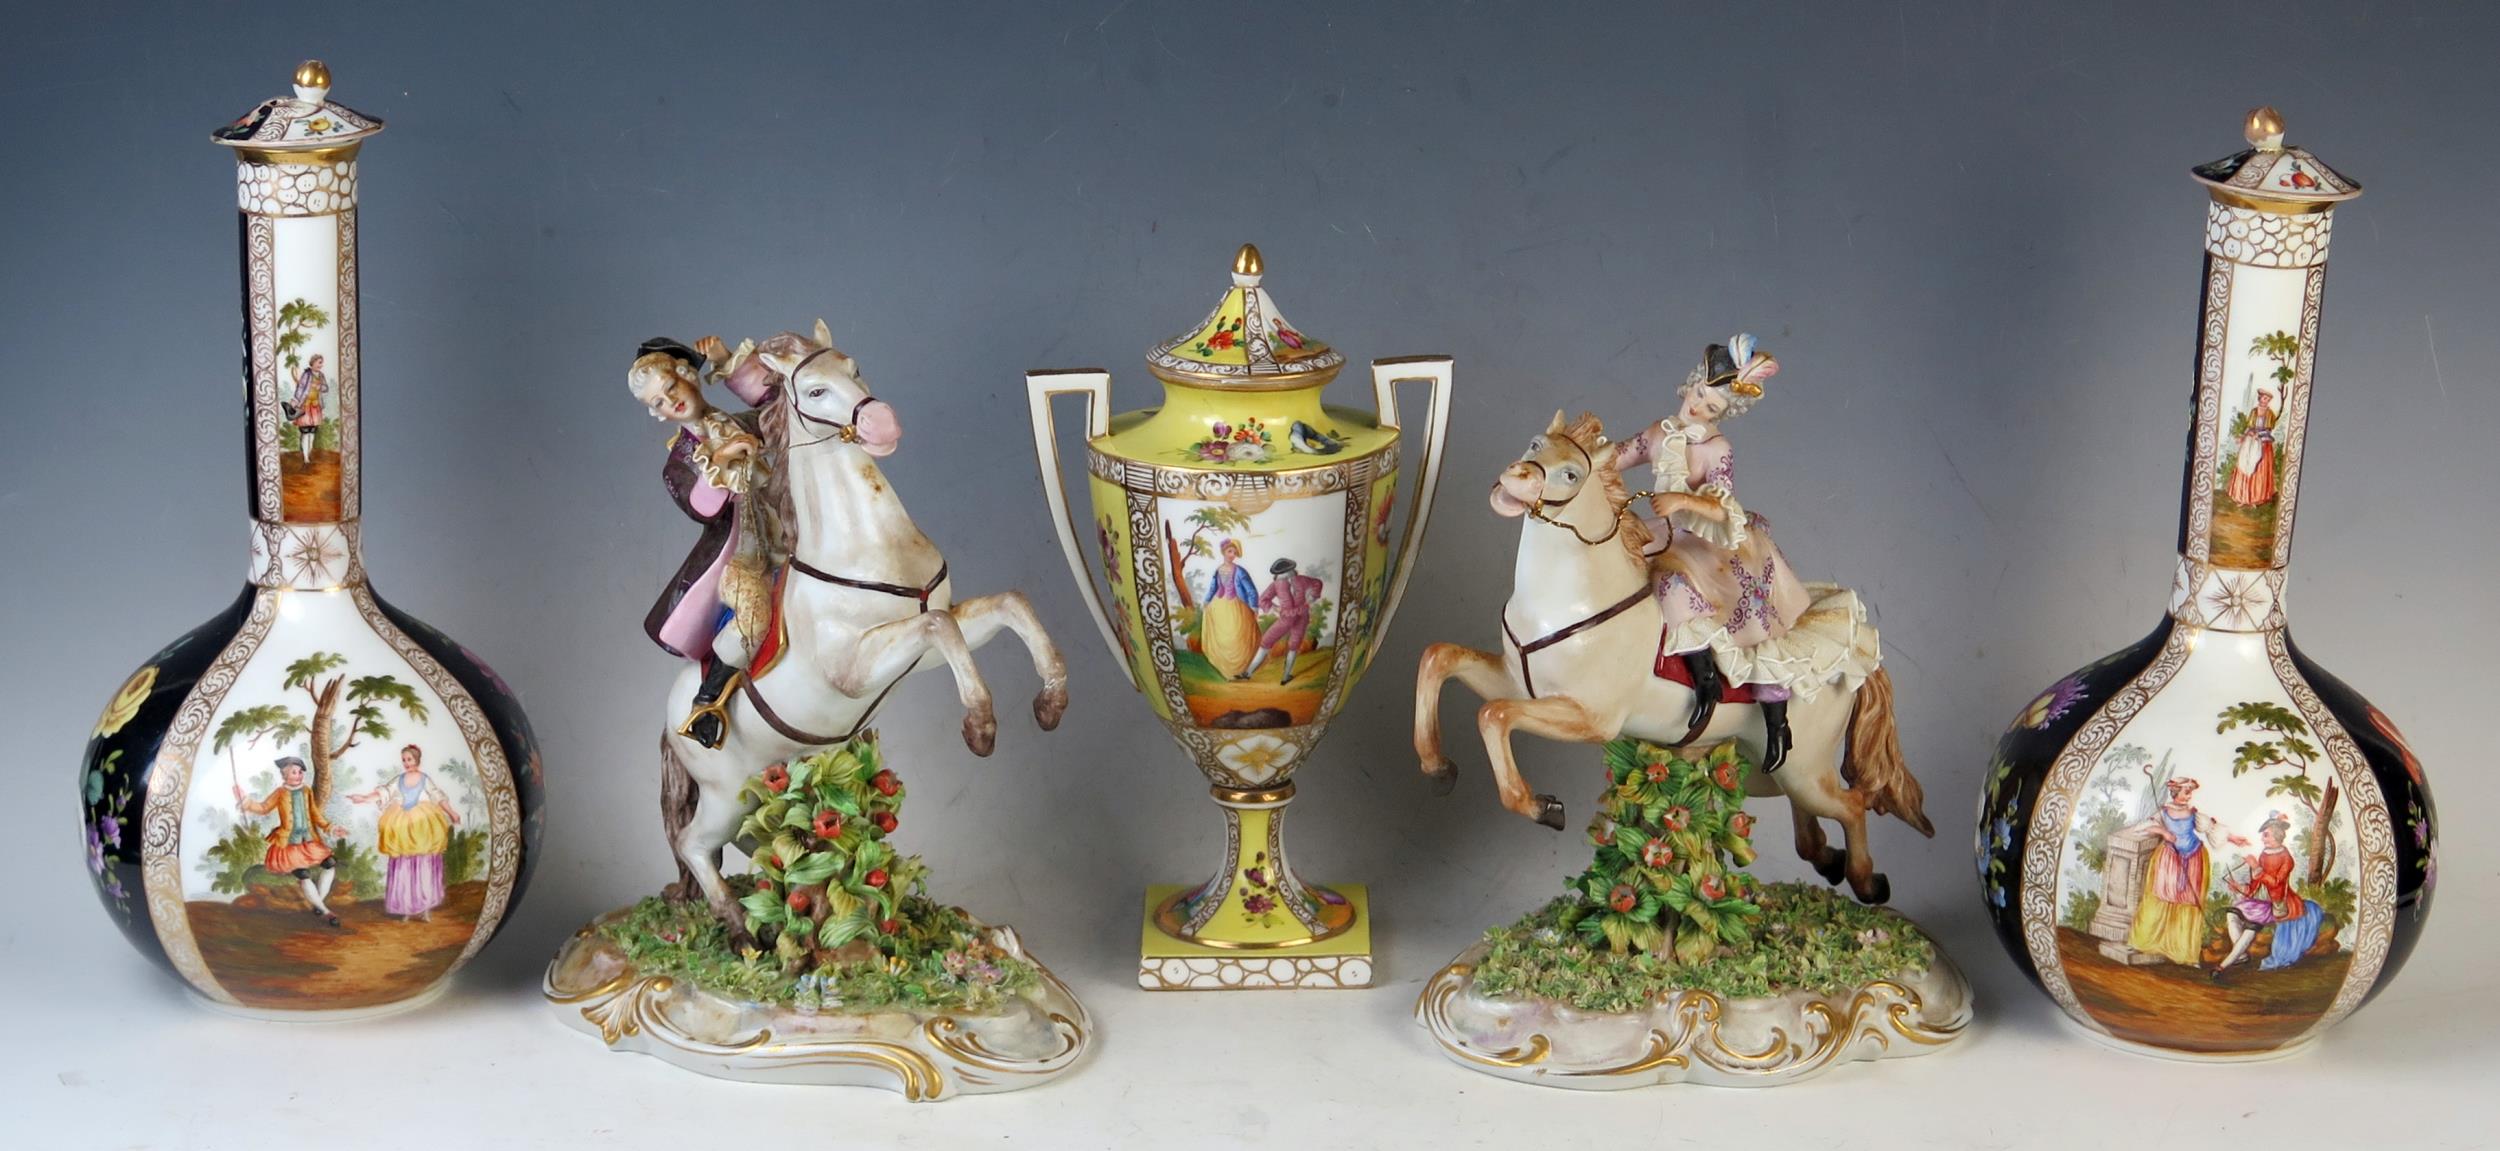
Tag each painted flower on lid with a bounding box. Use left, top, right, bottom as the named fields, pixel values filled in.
left=1147, top=245, right=1345, bottom=384
left=212, top=60, right=386, bottom=149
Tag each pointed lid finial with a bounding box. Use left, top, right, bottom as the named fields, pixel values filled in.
left=214, top=58, right=384, bottom=151
left=1147, top=244, right=1344, bottom=387
left=2192, top=104, right=2358, bottom=206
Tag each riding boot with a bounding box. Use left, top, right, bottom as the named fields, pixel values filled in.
left=1678, top=649, right=1723, bottom=745
left=1758, top=698, right=1792, bottom=774
left=679, top=661, right=744, bottom=750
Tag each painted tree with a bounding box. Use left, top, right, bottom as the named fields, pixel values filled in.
left=274, top=298, right=331, bottom=373
left=2250, top=331, right=2300, bottom=385
left=1162, top=505, right=1254, bottom=610
left=2218, top=700, right=2338, bottom=884
left=212, top=651, right=429, bottom=811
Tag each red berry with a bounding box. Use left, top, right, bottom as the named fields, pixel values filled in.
left=786, top=889, right=811, bottom=914
left=1608, top=884, right=1637, bottom=914
left=865, top=868, right=889, bottom=889
left=873, top=812, right=898, bottom=834
left=878, top=918, right=902, bottom=935
left=762, top=763, right=790, bottom=793
left=872, top=770, right=900, bottom=796
left=812, top=811, right=843, bottom=839
left=1730, top=813, right=1755, bottom=838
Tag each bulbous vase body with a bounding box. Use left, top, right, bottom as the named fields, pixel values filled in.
left=1975, top=112, right=2433, bottom=1058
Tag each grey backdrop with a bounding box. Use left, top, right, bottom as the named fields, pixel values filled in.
left=6, top=0, right=2493, bottom=1121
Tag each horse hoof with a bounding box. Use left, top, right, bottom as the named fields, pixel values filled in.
left=1813, top=852, right=1848, bottom=886
left=1534, top=795, right=1566, bottom=831
left=964, top=714, right=998, bottom=757
left=1857, top=873, right=1891, bottom=906
left=1423, top=759, right=1457, bottom=797
left=1033, top=689, right=1067, bottom=732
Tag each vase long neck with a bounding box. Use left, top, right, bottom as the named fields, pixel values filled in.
left=236, top=142, right=367, bottom=591
left=2168, top=189, right=2341, bottom=634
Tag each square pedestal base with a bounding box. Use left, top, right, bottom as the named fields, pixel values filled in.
left=1136, top=883, right=1373, bottom=990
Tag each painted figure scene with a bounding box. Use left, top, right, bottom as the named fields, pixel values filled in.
left=2052, top=699, right=2359, bottom=1052
left=1159, top=498, right=1343, bottom=728
left=184, top=650, right=488, bottom=1009
left=2207, top=329, right=2298, bottom=566
left=273, top=295, right=345, bottom=521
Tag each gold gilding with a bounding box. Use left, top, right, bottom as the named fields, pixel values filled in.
left=2244, top=105, right=2286, bottom=150
left=1233, top=242, right=1264, bottom=277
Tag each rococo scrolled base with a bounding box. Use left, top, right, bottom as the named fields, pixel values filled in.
left=544, top=911, right=1091, bottom=1101
left=1414, top=940, right=1970, bottom=1089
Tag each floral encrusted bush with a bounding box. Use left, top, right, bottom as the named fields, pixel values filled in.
left=1474, top=738, right=1939, bottom=1010
left=1560, top=739, right=1764, bottom=963
left=602, top=734, right=1038, bottom=1014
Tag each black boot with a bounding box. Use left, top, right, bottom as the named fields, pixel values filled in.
left=678, top=661, right=743, bottom=750
left=1758, top=698, right=1792, bottom=774
left=1678, top=650, right=1723, bottom=745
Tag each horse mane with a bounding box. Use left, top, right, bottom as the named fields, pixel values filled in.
left=747, top=330, right=820, bottom=562
left=1554, top=412, right=1653, bottom=562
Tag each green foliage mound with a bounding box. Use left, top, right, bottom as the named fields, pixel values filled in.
left=599, top=735, right=1039, bottom=1015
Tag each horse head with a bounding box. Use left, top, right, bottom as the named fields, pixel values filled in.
left=1489, top=410, right=1651, bottom=557
left=751, top=323, right=902, bottom=458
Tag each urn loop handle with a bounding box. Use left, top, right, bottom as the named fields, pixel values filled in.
left=1368, top=355, right=1455, bottom=651
left=1024, top=369, right=1136, bottom=690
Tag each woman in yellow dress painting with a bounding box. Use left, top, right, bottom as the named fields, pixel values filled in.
left=2125, top=777, right=2241, bottom=966
left=349, top=744, right=460, bottom=922
left=1198, top=538, right=1262, bottom=680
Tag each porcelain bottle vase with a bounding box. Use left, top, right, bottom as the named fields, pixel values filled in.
left=1028, top=244, right=1450, bottom=990
left=75, top=62, right=542, bottom=1020
left=1975, top=108, right=2433, bottom=1060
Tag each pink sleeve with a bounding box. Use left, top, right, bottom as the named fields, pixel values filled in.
left=688, top=472, right=730, bottom=517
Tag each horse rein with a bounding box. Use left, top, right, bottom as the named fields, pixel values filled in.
left=1502, top=431, right=1663, bottom=696
left=781, top=347, right=881, bottom=449
left=735, top=560, right=946, bottom=747
left=1516, top=434, right=1657, bottom=549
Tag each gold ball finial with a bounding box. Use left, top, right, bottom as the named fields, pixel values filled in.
left=295, top=59, right=332, bottom=91
left=2244, top=105, right=2286, bottom=151
left=1233, top=243, right=1264, bottom=278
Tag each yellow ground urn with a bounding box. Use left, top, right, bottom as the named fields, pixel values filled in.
left=1028, top=245, right=1452, bottom=989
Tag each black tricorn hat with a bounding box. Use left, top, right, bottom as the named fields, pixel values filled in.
left=1269, top=558, right=1298, bottom=575
left=1701, top=342, right=1739, bottom=387
left=637, top=337, right=705, bottom=369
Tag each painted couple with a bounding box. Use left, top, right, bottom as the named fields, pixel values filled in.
left=1197, top=542, right=1325, bottom=685
left=233, top=744, right=460, bottom=926
left=2125, top=776, right=2326, bottom=977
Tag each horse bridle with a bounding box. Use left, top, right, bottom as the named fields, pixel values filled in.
left=1502, top=431, right=1656, bottom=695
left=782, top=347, right=882, bottom=449
left=1519, top=433, right=1649, bottom=548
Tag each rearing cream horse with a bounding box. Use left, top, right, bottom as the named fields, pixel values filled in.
left=659, top=330, right=1069, bottom=944
left=1414, top=411, right=1930, bottom=903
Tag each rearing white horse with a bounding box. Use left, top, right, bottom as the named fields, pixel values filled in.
left=659, top=331, right=1068, bottom=942
left=1414, top=411, right=1930, bottom=903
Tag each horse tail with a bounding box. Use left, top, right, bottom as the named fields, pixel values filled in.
left=1841, top=667, right=1933, bottom=837
left=659, top=734, right=702, bottom=899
